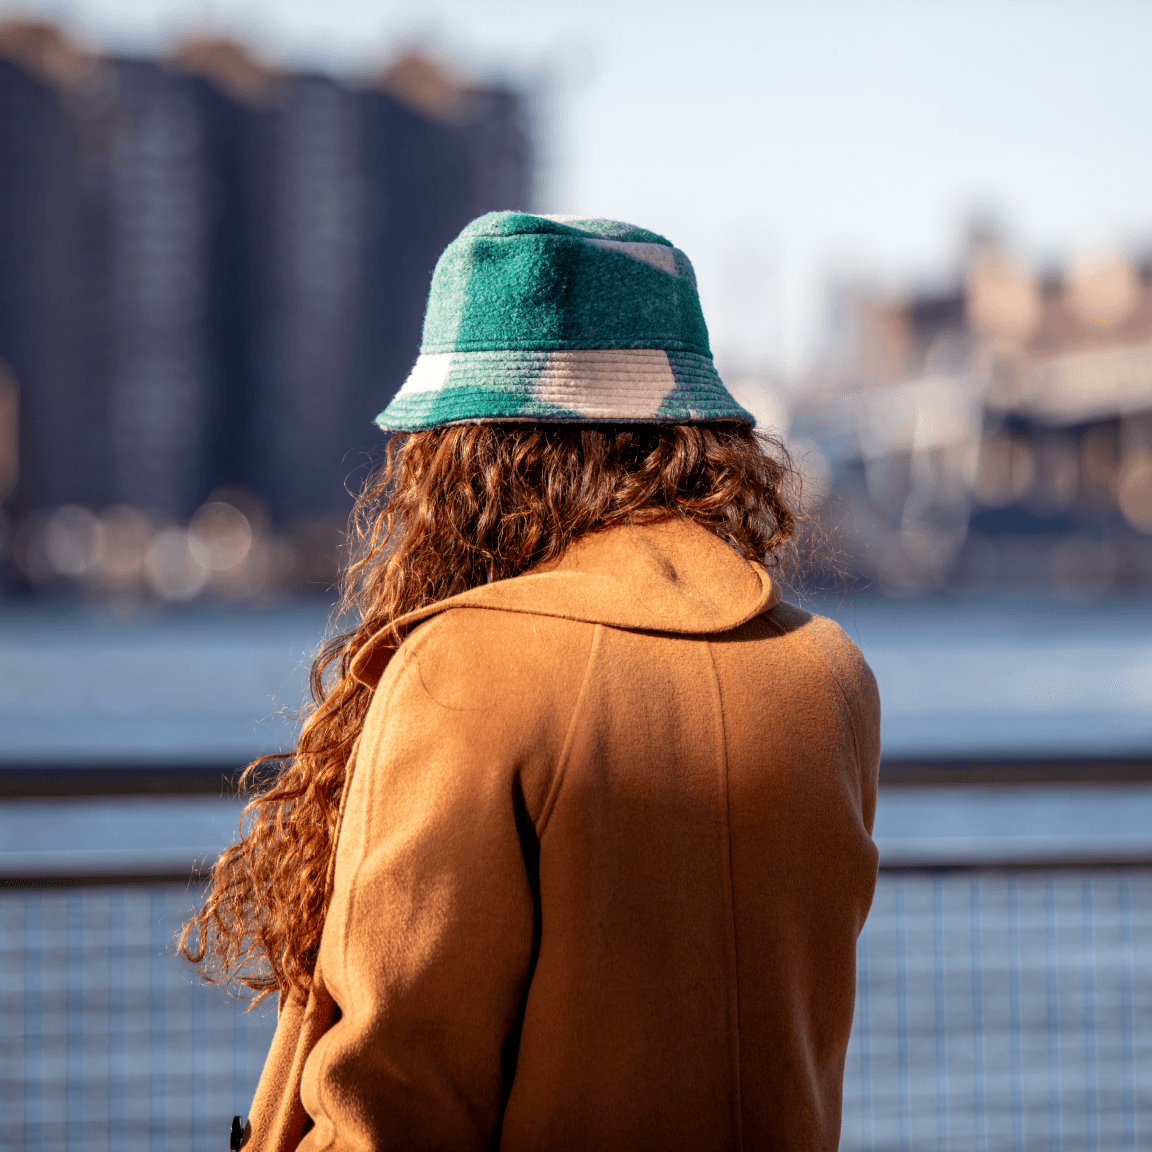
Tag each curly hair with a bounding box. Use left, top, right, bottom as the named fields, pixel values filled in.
left=180, top=421, right=800, bottom=1005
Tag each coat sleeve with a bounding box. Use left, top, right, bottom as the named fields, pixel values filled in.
left=244, top=976, right=337, bottom=1152
left=294, top=621, right=564, bottom=1152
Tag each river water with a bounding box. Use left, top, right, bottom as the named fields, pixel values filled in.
left=2, top=591, right=1150, bottom=765
left=1, top=592, right=1151, bottom=870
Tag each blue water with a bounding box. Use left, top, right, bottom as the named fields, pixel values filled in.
left=810, top=592, right=1152, bottom=758
left=1, top=593, right=1151, bottom=766
left=5, top=785, right=1152, bottom=874
left=0, top=602, right=328, bottom=765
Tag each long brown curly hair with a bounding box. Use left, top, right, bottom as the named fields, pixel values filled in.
left=181, top=421, right=800, bottom=1005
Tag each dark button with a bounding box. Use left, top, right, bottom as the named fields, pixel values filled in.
left=230, top=1116, right=245, bottom=1150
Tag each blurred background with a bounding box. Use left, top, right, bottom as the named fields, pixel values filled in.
left=0, top=1, right=1149, bottom=1149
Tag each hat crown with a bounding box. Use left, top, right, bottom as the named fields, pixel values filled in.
left=457, top=212, right=673, bottom=246
left=375, top=211, right=754, bottom=431
left=420, top=211, right=710, bottom=356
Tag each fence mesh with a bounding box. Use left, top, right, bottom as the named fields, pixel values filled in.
left=843, top=869, right=1151, bottom=1151
left=1, top=870, right=1149, bottom=1150
left=0, top=884, right=274, bottom=1151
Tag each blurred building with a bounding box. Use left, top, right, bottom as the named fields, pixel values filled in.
left=0, top=26, right=118, bottom=519
left=0, top=23, right=532, bottom=599
left=794, top=224, right=1152, bottom=596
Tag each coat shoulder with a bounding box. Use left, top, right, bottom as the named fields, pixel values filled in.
left=359, top=607, right=600, bottom=832
left=760, top=600, right=881, bottom=767
left=768, top=602, right=875, bottom=691
left=396, top=606, right=596, bottom=704
left=715, top=600, right=880, bottom=763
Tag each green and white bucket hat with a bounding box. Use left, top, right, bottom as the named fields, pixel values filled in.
left=375, top=212, right=754, bottom=431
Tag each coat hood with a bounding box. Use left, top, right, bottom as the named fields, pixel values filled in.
left=350, top=519, right=780, bottom=689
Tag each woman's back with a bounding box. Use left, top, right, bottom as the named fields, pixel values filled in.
left=250, top=519, right=879, bottom=1151
left=190, top=211, right=883, bottom=1151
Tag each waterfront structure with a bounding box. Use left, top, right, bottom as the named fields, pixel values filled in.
left=794, top=225, right=1152, bottom=594
left=0, top=25, right=532, bottom=593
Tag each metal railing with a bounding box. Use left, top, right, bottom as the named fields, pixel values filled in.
left=1, top=777, right=1150, bottom=1152
left=842, top=867, right=1150, bottom=1151
left=2, top=867, right=1148, bottom=1152
left=0, top=883, right=275, bottom=1151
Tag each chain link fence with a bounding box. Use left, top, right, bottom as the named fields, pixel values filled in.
left=0, top=883, right=274, bottom=1150
left=843, top=868, right=1151, bottom=1150
left=1, top=868, right=1149, bottom=1151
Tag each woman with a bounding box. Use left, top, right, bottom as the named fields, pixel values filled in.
left=185, top=212, right=881, bottom=1151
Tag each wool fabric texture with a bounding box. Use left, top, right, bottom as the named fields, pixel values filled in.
left=242, top=519, right=881, bottom=1152
left=375, top=212, right=754, bottom=430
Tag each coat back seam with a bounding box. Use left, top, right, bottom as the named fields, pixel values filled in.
left=705, top=637, right=745, bottom=1152
left=536, top=620, right=602, bottom=836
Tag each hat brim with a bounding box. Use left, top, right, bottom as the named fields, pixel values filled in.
left=375, top=348, right=755, bottom=432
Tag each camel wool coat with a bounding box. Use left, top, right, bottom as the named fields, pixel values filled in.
left=243, top=518, right=881, bottom=1152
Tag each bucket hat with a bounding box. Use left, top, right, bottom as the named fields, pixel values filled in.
left=375, top=212, right=753, bottom=431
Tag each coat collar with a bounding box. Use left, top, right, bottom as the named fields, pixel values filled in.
left=350, top=519, right=780, bottom=688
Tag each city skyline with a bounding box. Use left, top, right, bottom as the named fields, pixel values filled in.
left=3, top=0, right=1149, bottom=377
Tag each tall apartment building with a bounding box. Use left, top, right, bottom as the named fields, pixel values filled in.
left=0, top=25, right=532, bottom=586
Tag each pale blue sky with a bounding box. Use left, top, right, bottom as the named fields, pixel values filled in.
left=5, top=0, right=1150, bottom=376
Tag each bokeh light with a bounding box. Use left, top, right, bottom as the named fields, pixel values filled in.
left=91, top=506, right=152, bottom=587
left=967, top=246, right=1041, bottom=346
left=144, top=528, right=207, bottom=601
left=188, top=502, right=253, bottom=571
left=1117, top=451, right=1152, bottom=533
left=43, top=505, right=97, bottom=577
left=1066, top=248, right=1140, bottom=331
